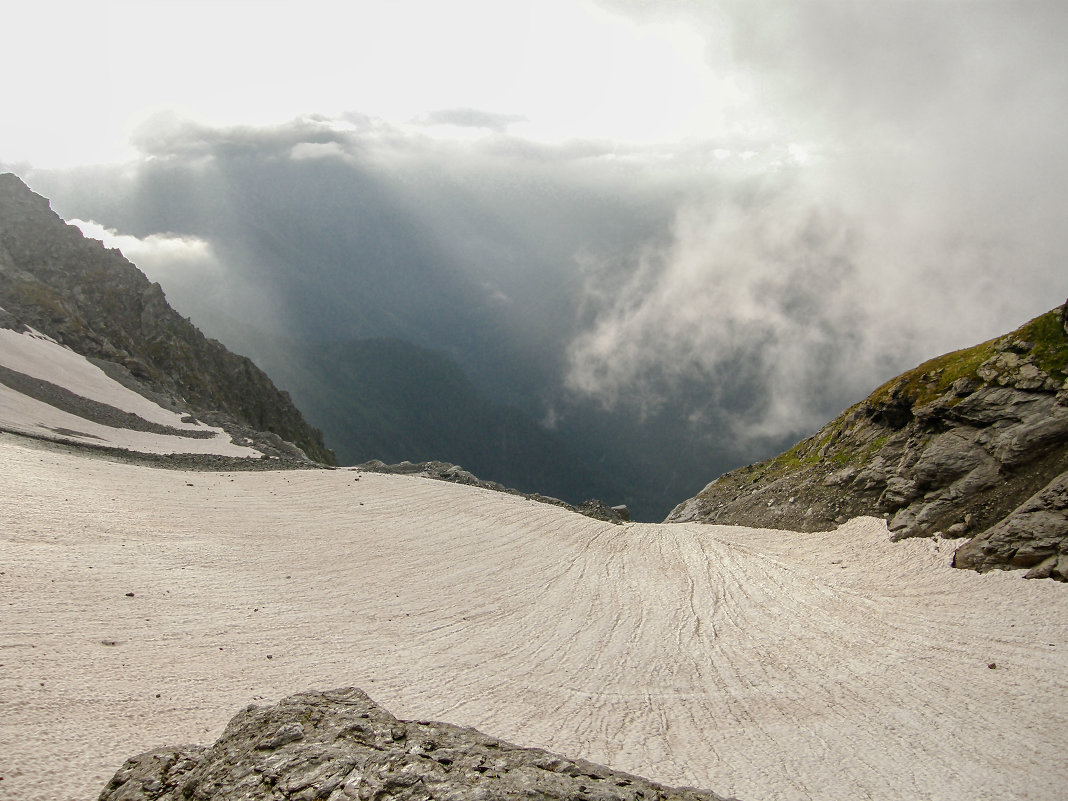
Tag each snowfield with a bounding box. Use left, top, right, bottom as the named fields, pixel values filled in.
left=0, top=326, right=259, bottom=457
left=1, top=435, right=1065, bottom=801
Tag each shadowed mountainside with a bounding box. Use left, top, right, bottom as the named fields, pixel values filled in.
left=242, top=336, right=630, bottom=507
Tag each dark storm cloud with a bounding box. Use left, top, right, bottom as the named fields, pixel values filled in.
left=24, top=113, right=693, bottom=410
left=129, top=113, right=351, bottom=160
left=16, top=0, right=1068, bottom=513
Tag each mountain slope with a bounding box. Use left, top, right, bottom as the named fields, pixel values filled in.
left=0, top=173, right=334, bottom=464
left=668, top=305, right=1068, bottom=579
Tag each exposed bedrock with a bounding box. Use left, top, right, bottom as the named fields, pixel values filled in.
left=953, top=470, right=1068, bottom=579
left=668, top=306, right=1068, bottom=580
left=98, top=688, right=734, bottom=801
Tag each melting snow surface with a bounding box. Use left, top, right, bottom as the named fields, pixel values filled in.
left=1, top=438, right=1065, bottom=801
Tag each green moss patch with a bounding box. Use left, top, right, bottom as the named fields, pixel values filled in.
left=1017, top=309, right=1068, bottom=381
left=869, top=307, right=1065, bottom=407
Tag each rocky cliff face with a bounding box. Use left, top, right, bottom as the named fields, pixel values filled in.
left=98, top=688, right=733, bottom=801
left=668, top=306, right=1068, bottom=580
left=0, top=174, right=334, bottom=464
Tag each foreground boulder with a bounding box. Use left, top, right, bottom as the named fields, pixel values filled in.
left=667, top=306, right=1068, bottom=579
left=99, top=688, right=733, bottom=801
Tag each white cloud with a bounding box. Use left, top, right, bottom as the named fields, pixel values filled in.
left=3, top=0, right=744, bottom=169
left=70, top=219, right=219, bottom=284
left=289, top=141, right=348, bottom=161
left=564, top=153, right=1063, bottom=443
left=553, top=0, right=1068, bottom=443
left=566, top=184, right=864, bottom=429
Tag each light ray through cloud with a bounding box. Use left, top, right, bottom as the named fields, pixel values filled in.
left=4, top=0, right=1066, bottom=517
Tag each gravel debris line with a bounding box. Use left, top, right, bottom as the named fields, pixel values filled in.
left=0, top=363, right=215, bottom=438
left=0, top=429, right=322, bottom=472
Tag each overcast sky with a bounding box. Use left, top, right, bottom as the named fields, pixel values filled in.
left=4, top=0, right=1066, bottom=479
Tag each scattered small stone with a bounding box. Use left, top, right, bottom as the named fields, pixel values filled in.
left=988, top=663, right=997, bottom=669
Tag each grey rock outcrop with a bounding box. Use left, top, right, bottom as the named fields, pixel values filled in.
left=0, top=173, right=335, bottom=464
left=667, top=306, right=1068, bottom=579
left=98, top=688, right=734, bottom=801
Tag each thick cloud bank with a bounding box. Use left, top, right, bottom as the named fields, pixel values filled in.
left=12, top=0, right=1066, bottom=515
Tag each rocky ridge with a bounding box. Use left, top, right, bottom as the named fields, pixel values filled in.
left=356, top=459, right=630, bottom=523
left=667, top=305, right=1068, bottom=580
left=0, top=173, right=334, bottom=464
left=98, top=688, right=732, bottom=801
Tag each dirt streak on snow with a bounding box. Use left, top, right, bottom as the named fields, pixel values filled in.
left=0, top=436, right=1065, bottom=801
left=0, top=384, right=258, bottom=457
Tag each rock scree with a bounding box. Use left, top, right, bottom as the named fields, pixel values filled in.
left=667, top=304, right=1068, bottom=580
left=98, top=688, right=734, bottom=801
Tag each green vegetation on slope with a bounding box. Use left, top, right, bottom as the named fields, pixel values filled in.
left=715, top=306, right=1067, bottom=490
left=1018, top=309, right=1068, bottom=382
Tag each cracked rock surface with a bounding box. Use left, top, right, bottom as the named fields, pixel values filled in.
left=0, top=173, right=334, bottom=465
left=98, top=688, right=733, bottom=801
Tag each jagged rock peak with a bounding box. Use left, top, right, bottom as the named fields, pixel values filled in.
left=0, top=173, right=335, bottom=464
left=98, top=688, right=735, bottom=801
left=667, top=305, right=1068, bottom=580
